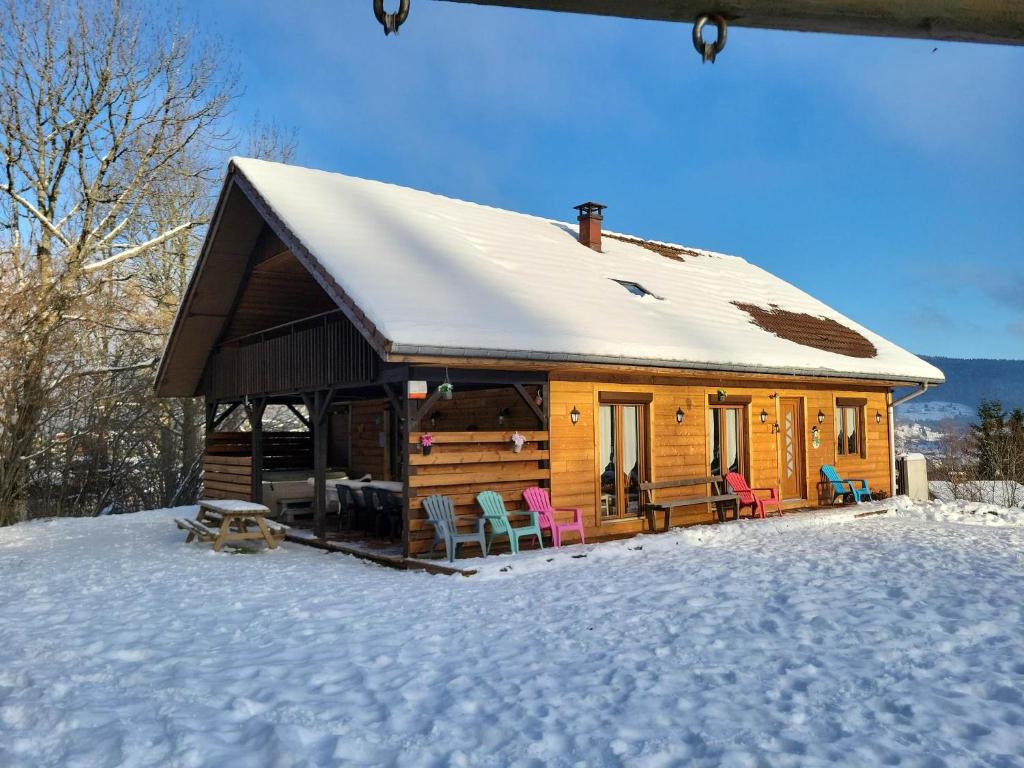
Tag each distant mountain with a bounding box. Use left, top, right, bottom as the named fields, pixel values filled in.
left=904, top=356, right=1024, bottom=413
left=894, top=356, right=1024, bottom=456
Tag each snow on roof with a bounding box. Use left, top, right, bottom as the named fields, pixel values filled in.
left=230, top=157, right=944, bottom=384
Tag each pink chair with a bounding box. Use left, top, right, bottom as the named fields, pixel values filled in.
left=522, top=487, right=586, bottom=547
left=725, top=472, right=783, bottom=519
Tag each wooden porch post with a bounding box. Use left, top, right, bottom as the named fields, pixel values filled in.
left=205, top=399, right=217, bottom=432
left=245, top=398, right=267, bottom=504
left=402, top=381, right=413, bottom=558
left=303, top=390, right=333, bottom=540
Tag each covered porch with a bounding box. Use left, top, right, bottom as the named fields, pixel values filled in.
left=201, top=354, right=550, bottom=559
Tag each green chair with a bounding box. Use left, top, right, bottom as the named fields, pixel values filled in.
left=476, top=491, right=544, bottom=555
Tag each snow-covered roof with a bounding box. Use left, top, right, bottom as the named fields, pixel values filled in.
left=217, top=158, right=944, bottom=384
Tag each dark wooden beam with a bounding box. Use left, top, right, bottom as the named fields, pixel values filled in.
left=304, top=390, right=331, bottom=539
left=402, top=388, right=413, bottom=558
left=410, top=367, right=547, bottom=385
left=513, top=383, right=547, bottom=428
left=210, top=401, right=240, bottom=431
left=410, top=388, right=443, bottom=432
left=286, top=403, right=311, bottom=429
left=381, top=383, right=402, bottom=413
left=438, top=0, right=1024, bottom=46
left=244, top=398, right=267, bottom=503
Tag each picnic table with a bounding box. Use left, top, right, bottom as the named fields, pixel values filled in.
left=176, top=499, right=287, bottom=552
left=640, top=476, right=740, bottom=532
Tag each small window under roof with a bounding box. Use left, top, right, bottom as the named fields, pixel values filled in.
left=612, top=279, right=659, bottom=299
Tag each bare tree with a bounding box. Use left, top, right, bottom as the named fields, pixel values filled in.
left=0, top=0, right=235, bottom=525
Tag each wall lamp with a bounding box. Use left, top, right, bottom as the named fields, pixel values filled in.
left=875, top=411, right=883, bottom=424
left=676, top=407, right=685, bottom=424
left=817, top=409, right=826, bottom=424
left=497, top=407, right=511, bottom=426
left=570, top=406, right=580, bottom=425
left=759, top=409, right=768, bottom=424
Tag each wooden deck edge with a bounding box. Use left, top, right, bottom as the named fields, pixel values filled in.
left=853, top=507, right=893, bottom=519
left=284, top=533, right=476, bottom=576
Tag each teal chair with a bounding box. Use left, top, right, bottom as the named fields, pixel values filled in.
left=821, top=465, right=873, bottom=504
left=476, top=491, right=543, bottom=555
left=423, top=494, right=487, bottom=562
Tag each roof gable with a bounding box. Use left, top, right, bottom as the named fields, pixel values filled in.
left=221, top=158, right=942, bottom=385
left=157, top=158, right=944, bottom=396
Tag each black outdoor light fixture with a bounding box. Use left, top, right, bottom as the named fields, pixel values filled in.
left=497, top=407, right=511, bottom=426
left=817, top=409, right=826, bottom=424
left=570, top=406, right=581, bottom=425
left=759, top=409, right=769, bottom=424
left=676, top=407, right=685, bottom=424
left=875, top=411, right=883, bottom=424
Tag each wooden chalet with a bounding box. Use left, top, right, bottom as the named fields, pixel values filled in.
left=155, top=158, right=944, bottom=558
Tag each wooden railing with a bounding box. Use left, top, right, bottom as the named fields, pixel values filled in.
left=406, top=430, right=550, bottom=556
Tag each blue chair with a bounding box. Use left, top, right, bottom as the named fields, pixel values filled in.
left=821, top=465, right=873, bottom=504
left=476, top=491, right=543, bottom=554
left=423, top=495, right=487, bottom=562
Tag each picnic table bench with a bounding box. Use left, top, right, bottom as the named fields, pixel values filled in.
left=175, top=499, right=287, bottom=552
left=640, top=476, right=740, bottom=532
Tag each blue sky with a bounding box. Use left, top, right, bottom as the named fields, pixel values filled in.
left=193, top=0, right=1024, bottom=360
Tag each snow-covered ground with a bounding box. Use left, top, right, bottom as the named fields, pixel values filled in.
left=930, top=480, right=1024, bottom=509
left=2, top=499, right=1024, bottom=767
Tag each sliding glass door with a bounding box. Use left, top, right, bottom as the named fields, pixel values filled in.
left=599, top=402, right=648, bottom=519
left=709, top=405, right=746, bottom=478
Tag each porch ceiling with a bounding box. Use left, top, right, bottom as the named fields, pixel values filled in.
left=438, top=0, right=1024, bottom=45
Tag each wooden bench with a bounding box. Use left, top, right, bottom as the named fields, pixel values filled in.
left=276, top=498, right=313, bottom=524
left=175, top=517, right=218, bottom=543
left=640, top=476, right=740, bottom=532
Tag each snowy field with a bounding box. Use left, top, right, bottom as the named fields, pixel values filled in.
left=930, top=480, right=1024, bottom=510
left=2, top=498, right=1024, bottom=767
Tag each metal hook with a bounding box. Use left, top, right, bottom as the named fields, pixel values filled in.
left=373, top=0, right=410, bottom=36
left=692, top=14, right=728, bottom=63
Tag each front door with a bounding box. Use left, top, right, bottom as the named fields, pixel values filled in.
left=778, top=397, right=806, bottom=501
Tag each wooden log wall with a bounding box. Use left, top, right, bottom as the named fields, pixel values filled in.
left=406, top=430, right=551, bottom=556
left=549, top=374, right=893, bottom=538
left=349, top=400, right=392, bottom=480
left=201, top=431, right=314, bottom=500
left=202, top=454, right=253, bottom=500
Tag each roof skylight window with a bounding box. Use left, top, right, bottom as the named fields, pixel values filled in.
left=612, top=279, right=659, bottom=299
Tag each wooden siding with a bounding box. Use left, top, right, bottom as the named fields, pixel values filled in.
left=349, top=400, right=392, bottom=481
left=205, top=311, right=379, bottom=399
left=548, top=374, right=894, bottom=539
left=201, top=431, right=313, bottom=500
left=405, top=430, right=551, bottom=556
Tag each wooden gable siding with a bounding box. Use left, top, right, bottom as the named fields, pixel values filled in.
left=548, top=374, right=893, bottom=537
left=221, top=248, right=337, bottom=342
